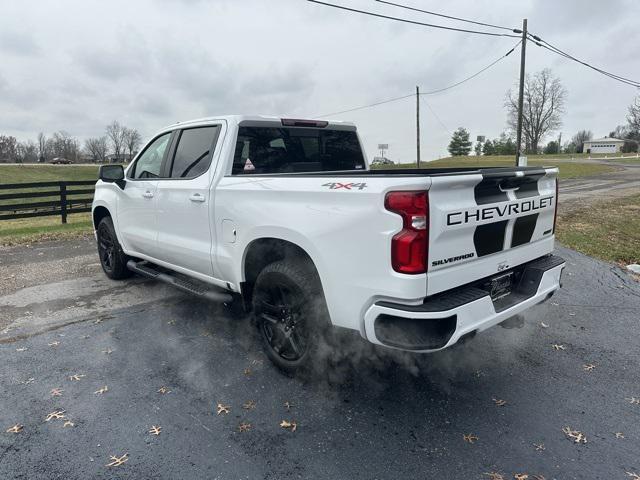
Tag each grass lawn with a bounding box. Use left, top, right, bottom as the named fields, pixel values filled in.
left=556, top=194, right=640, bottom=265
left=383, top=155, right=618, bottom=179
left=0, top=165, right=100, bottom=246
left=0, top=164, right=99, bottom=183
left=0, top=213, right=93, bottom=246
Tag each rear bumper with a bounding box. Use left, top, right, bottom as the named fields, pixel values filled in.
left=363, top=255, right=565, bottom=352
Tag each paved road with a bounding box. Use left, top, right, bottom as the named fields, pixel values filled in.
left=557, top=161, right=640, bottom=213
left=0, top=239, right=639, bottom=479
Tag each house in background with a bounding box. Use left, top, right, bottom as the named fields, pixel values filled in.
left=583, top=137, right=625, bottom=154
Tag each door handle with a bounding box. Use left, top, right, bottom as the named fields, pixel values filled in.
left=189, top=193, right=206, bottom=203
left=142, top=191, right=154, bottom=199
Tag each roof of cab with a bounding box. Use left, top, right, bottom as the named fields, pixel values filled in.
left=163, top=115, right=355, bottom=130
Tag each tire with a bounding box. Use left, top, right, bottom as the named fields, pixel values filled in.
left=96, top=216, right=132, bottom=280
left=252, top=259, right=329, bottom=374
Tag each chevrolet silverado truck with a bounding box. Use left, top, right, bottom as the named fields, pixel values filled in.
left=92, top=115, right=565, bottom=372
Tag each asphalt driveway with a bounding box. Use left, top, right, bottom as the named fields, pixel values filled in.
left=0, top=239, right=639, bottom=479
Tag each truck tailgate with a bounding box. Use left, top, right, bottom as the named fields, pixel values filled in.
left=427, top=167, right=558, bottom=296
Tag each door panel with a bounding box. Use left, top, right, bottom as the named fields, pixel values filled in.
left=117, top=180, right=158, bottom=254
left=118, top=132, right=172, bottom=257
left=155, top=125, right=221, bottom=277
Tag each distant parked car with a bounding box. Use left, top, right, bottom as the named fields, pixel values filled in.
left=51, top=158, right=72, bottom=164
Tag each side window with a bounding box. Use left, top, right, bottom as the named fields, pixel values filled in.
left=169, top=126, right=219, bottom=178
left=131, top=133, right=171, bottom=179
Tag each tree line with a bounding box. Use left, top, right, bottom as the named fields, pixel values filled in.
left=0, top=121, right=142, bottom=164
left=448, top=68, right=640, bottom=157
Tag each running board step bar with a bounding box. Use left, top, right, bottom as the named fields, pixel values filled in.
left=126, top=260, right=233, bottom=303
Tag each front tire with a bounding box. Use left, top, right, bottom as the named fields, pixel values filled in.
left=252, top=259, right=329, bottom=374
left=96, top=216, right=132, bottom=280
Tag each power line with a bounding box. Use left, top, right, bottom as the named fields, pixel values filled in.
left=314, top=41, right=520, bottom=118
left=422, top=99, right=451, bottom=135
left=420, top=41, right=520, bottom=95
left=307, top=0, right=521, bottom=38
left=314, top=94, right=415, bottom=118
left=375, top=0, right=519, bottom=33
left=528, top=33, right=640, bottom=88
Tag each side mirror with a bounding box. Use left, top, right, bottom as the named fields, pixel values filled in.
left=99, top=164, right=125, bottom=182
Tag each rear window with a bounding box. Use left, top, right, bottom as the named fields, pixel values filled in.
left=232, top=127, right=365, bottom=175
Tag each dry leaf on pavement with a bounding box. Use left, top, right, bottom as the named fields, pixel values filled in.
left=280, top=420, right=297, bottom=432
left=463, top=433, right=479, bottom=444
left=562, top=426, right=587, bottom=443
left=106, top=453, right=128, bottom=467
left=483, top=473, right=504, bottom=480
left=45, top=410, right=66, bottom=422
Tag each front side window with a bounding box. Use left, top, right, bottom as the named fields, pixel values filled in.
left=170, top=126, right=219, bottom=178
left=232, top=127, right=365, bottom=175
left=131, top=133, right=171, bottom=179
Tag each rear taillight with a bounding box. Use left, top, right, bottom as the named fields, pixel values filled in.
left=553, top=179, right=559, bottom=233
left=384, top=191, right=429, bottom=274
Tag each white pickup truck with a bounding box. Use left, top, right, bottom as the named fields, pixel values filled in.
left=92, top=115, right=565, bottom=372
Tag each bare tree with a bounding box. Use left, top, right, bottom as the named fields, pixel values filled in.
left=506, top=68, right=567, bottom=154
left=17, top=140, right=38, bottom=163
left=570, top=130, right=592, bottom=154
left=0, top=135, right=19, bottom=163
left=105, top=121, right=126, bottom=163
left=37, top=132, right=48, bottom=163
left=123, top=127, right=142, bottom=161
left=84, top=136, right=109, bottom=163
left=47, top=131, right=80, bottom=162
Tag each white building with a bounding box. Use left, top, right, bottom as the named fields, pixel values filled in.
left=583, top=137, right=625, bottom=154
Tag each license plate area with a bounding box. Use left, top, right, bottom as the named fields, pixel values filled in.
left=488, top=272, right=513, bottom=301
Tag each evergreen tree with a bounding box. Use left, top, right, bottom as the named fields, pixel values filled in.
left=482, top=139, right=495, bottom=156
left=448, top=127, right=472, bottom=156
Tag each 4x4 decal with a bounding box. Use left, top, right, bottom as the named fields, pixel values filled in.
left=322, top=182, right=368, bottom=190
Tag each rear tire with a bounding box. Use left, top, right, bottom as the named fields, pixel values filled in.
left=252, top=259, right=329, bottom=374
left=96, top=216, right=132, bottom=280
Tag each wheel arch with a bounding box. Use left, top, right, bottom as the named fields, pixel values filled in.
left=92, top=205, right=111, bottom=230
left=241, top=238, right=323, bottom=309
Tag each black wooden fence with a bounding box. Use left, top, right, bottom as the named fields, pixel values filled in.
left=0, top=180, right=96, bottom=223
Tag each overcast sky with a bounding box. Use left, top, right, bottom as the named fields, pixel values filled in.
left=1, top=0, right=639, bottom=162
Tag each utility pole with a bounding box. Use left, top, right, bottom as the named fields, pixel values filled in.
left=515, top=18, right=528, bottom=165
left=557, top=132, right=562, bottom=154
left=416, top=85, right=421, bottom=168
